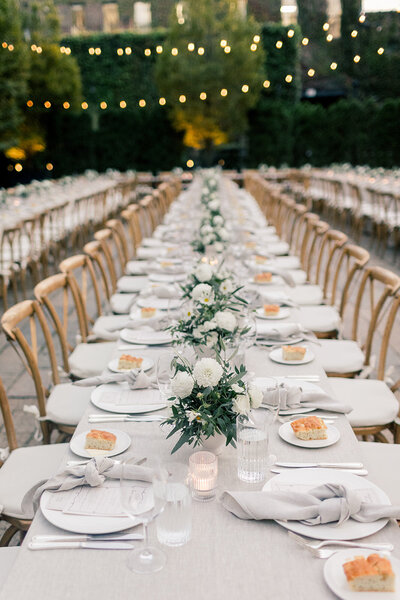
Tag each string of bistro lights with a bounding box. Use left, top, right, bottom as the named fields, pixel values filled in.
left=1, top=12, right=388, bottom=111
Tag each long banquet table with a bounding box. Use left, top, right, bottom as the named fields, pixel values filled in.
left=1, top=178, right=400, bottom=600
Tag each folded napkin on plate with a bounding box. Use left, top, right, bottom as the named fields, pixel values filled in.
left=23, top=457, right=153, bottom=513
left=258, top=291, right=298, bottom=308
left=106, top=316, right=169, bottom=333
left=256, top=323, right=303, bottom=340
left=221, top=483, right=400, bottom=524
left=141, top=285, right=181, bottom=299
left=73, top=369, right=157, bottom=389
left=262, top=383, right=352, bottom=414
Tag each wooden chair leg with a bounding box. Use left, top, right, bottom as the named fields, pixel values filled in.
left=0, top=524, right=19, bottom=547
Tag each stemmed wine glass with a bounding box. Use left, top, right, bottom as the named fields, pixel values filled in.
left=156, top=351, right=177, bottom=404
left=120, top=456, right=167, bottom=573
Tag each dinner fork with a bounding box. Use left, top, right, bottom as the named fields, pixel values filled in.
left=288, top=532, right=393, bottom=553
left=307, top=546, right=393, bottom=559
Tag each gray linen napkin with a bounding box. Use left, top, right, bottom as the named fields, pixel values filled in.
left=22, top=457, right=153, bottom=513
left=262, top=383, right=352, bottom=414
left=256, top=323, right=303, bottom=340
left=141, top=285, right=181, bottom=299
left=259, top=291, right=298, bottom=308
left=106, top=316, right=169, bottom=333
left=221, top=483, right=400, bottom=524
left=73, top=369, right=157, bottom=389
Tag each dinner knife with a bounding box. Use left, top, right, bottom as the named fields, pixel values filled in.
left=274, top=462, right=364, bottom=469
left=28, top=541, right=134, bottom=550
left=270, top=468, right=368, bottom=476
left=32, top=533, right=144, bottom=543
left=88, top=415, right=166, bottom=423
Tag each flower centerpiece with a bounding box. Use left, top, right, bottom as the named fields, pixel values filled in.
left=170, top=261, right=250, bottom=353
left=164, top=355, right=263, bottom=453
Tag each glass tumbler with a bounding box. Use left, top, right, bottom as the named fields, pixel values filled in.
left=153, top=462, right=192, bottom=547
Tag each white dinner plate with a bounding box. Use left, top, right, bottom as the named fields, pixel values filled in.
left=257, top=335, right=304, bottom=347
left=278, top=421, right=340, bottom=448
left=91, top=383, right=167, bottom=414
left=119, top=329, right=172, bottom=346
left=155, top=257, right=183, bottom=265
left=70, top=428, right=131, bottom=458
left=148, top=272, right=187, bottom=283
left=269, top=346, right=315, bottom=365
left=136, top=296, right=181, bottom=310
left=116, top=276, right=149, bottom=294
left=41, top=491, right=141, bottom=535
left=125, top=260, right=149, bottom=275
left=263, top=469, right=390, bottom=540
left=255, top=307, right=291, bottom=320
left=254, top=377, right=322, bottom=415
left=250, top=276, right=282, bottom=286
left=324, top=549, right=400, bottom=600
left=107, top=356, right=154, bottom=373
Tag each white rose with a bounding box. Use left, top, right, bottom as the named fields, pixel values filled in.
left=193, top=358, right=223, bottom=387
left=202, top=319, right=217, bottom=332
left=208, top=200, right=220, bottom=211
left=219, top=228, right=229, bottom=241
left=200, top=225, right=213, bottom=236
left=213, top=242, right=224, bottom=253
left=171, top=372, right=194, bottom=399
left=194, top=263, right=213, bottom=282
left=248, top=384, right=263, bottom=409
left=213, top=215, right=224, bottom=226
left=205, top=331, right=218, bottom=348
left=215, top=310, right=237, bottom=332
left=220, top=279, right=233, bottom=295
left=233, top=394, right=251, bottom=414
left=193, top=327, right=203, bottom=339
left=202, top=235, right=212, bottom=246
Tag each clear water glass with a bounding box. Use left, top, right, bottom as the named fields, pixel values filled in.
left=153, top=463, right=192, bottom=547
left=237, top=414, right=269, bottom=483
left=156, top=352, right=176, bottom=403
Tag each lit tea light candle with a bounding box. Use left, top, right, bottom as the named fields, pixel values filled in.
left=189, top=451, right=218, bottom=501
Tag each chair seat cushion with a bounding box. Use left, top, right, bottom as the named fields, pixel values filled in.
left=0, top=547, right=19, bottom=588
left=315, top=340, right=365, bottom=373
left=359, top=441, right=400, bottom=504
left=92, top=315, right=129, bottom=341
left=267, top=256, right=301, bottom=270
left=0, top=444, right=67, bottom=519
left=110, top=293, right=137, bottom=314
left=329, top=378, right=399, bottom=427
left=289, top=270, right=307, bottom=285
left=46, top=383, right=93, bottom=426
left=297, top=305, right=341, bottom=333
left=69, top=342, right=117, bottom=379
left=289, top=285, right=324, bottom=306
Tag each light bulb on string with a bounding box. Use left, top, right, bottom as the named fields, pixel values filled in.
left=326, top=34, right=333, bottom=42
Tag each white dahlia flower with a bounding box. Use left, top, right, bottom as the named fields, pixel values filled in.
left=248, top=384, right=263, bottom=409
left=193, top=358, right=223, bottom=387
left=194, top=263, right=213, bottom=282
left=233, top=394, right=251, bottom=415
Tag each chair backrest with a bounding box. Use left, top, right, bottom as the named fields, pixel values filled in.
left=59, top=254, right=104, bottom=327
left=376, top=289, right=400, bottom=382
left=315, top=229, right=348, bottom=296
left=1, top=300, right=61, bottom=433
left=83, top=240, right=112, bottom=302
left=351, top=266, right=400, bottom=366
left=304, top=220, right=330, bottom=282
left=0, top=377, right=18, bottom=461
left=105, top=219, right=130, bottom=275
left=93, top=229, right=118, bottom=293
left=34, top=273, right=88, bottom=373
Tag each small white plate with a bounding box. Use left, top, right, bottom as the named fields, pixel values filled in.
left=256, top=307, right=291, bottom=320
left=136, top=296, right=181, bottom=310
left=263, top=469, right=390, bottom=540
left=41, top=491, right=141, bottom=535
left=324, top=549, right=400, bottom=600
left=251, top=276, right=282, bottom=286
left=148, top=272, right=186, bottom=283
left=119, top=329, right=172, bottom=346
left=155, top=257, right=183, bottom=265
left=279, top=421, right=340, bottom=448
left=91, top=383, right=166, bottom=414
left=254, top=377, right=323, bottom=415
left=257, top=335, right=304, bottom=347
left=269, top=347, right=315, bottom=365
left=107, top=356, right=154, bottom=373
left=70, top=428, right=131, bottom=458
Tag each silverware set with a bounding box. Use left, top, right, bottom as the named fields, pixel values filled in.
left=288, top=531, right=393, bottom=559
left=88, top=414, right=166, bottom=424
left=29, top=531, right=144, bottom=550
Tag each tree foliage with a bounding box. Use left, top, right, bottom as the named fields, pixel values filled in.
left=0, top=0, right=29, bottom=150
left=155, top=0, right=265, bottom=150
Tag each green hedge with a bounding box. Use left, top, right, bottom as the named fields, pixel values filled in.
left=247, top=98, right=400, bottom=168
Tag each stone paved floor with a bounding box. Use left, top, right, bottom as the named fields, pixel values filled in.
left=1, top=193, right=399, bottom=544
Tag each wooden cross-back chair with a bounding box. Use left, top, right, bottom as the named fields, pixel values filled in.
left=303, top=220, right=330, bottom=282
left=139, top=196, right=157, bottom=236
left=83, top=240, right=113, bottom=303
left=286, top=203, right=308, bottom=252
left=34, top=273, right=117, bottom=380
left=315, top=229, right=348, bottom=297
left=105, top=219, right=130, bottom=273
left=0, top=374, right=69, bottom=546
left=93, top=229, right=118, bottom=293
left=293, top=212, right=320, bottom=264
left=123, top=203, right=144, bottom=255
left=274, top=196, right=296, bottom=239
